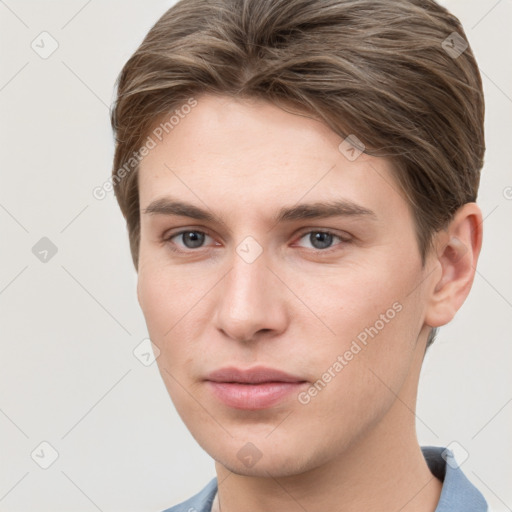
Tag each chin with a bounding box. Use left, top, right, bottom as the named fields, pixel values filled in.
left=218, top=455, right=316, bottom=478
left=203, top=433, right=330, bottom=478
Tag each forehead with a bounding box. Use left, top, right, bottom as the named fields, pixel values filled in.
left=137, top=94, right=409, bottom=225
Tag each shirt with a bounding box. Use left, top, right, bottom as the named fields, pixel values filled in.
left=160, top=445, right=488, bottom=512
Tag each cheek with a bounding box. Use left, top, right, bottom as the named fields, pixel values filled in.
left=294, top=260, right=422, bottom=408
left=297, top=305, right=418, bottom=445
left=291, top=258, right=415, bottom=346
left=137, top=266, right=203, bottom=410
left=137, top=263, right=214, bottom=375
left=137, top=261, right=195, bottom=331
left=137, top=264, right=187, bottom=366
left=138, top=268, right=169, bottom=333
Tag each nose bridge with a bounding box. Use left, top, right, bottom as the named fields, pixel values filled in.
left=214, top=240, right=284, bottom=341
left=225, top=245, right=270, bottom=313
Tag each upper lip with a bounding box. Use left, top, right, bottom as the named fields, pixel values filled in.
left=206, top=366, right=306, bottom=384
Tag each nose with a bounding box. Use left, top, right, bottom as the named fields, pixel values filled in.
left=213, top=247, right=288, bottom=343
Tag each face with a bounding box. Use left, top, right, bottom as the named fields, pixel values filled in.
left=137, top=94, right=434, bottom=477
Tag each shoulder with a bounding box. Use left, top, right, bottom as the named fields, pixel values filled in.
left=160, top=478, right=218, bottom=512
left=421, top=446, right=488, bottom=512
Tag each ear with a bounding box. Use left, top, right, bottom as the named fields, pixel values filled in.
left=424, top=202, right=483, bottom=329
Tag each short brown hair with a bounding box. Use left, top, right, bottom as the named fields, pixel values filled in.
left=110, top=0, right=485, bottom=347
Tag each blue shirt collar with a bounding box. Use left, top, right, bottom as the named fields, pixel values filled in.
left=421, top=446, right=488, bottom=511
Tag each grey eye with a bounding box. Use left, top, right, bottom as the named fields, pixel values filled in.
left=174, top=231, right=208, bottom=249
left=298, top=231, right=341, bottom=250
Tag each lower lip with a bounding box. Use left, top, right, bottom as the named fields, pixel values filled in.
left=206, top=381, right=307, bottom=410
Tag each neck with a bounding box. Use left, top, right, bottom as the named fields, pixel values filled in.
left=214, top=341, right=442, bottom=512
left=215, top=420, right=441, bottom=512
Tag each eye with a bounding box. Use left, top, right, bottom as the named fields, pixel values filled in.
left=294, top=230, right=349, bottom=252
left=164, top=230, right=215, bottom=251
left=162, top=228, right=350, bottom=254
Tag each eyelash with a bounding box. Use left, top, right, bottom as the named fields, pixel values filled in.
left=162, top=228, right=351, bottom=255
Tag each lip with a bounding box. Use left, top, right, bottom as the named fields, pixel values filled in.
left=205, top=366, right=308, bottom=410
left=206, top=366, right=306, bottom=384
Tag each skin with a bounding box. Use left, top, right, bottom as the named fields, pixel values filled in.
left=136, top=94, right=483, bottom=512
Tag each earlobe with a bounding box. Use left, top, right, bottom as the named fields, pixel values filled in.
left=424, top=203, right=483, bottom=329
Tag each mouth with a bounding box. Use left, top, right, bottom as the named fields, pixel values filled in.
left=205, top=366, right=308, bottom=410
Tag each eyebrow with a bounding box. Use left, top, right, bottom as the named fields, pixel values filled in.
left=142, top=196, right=376, bottom=226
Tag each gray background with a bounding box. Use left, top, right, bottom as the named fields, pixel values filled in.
left=0, top=0, right=510, bottom=510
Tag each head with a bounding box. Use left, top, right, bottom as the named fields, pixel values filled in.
left=110, top=0, right=484, bottom=477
